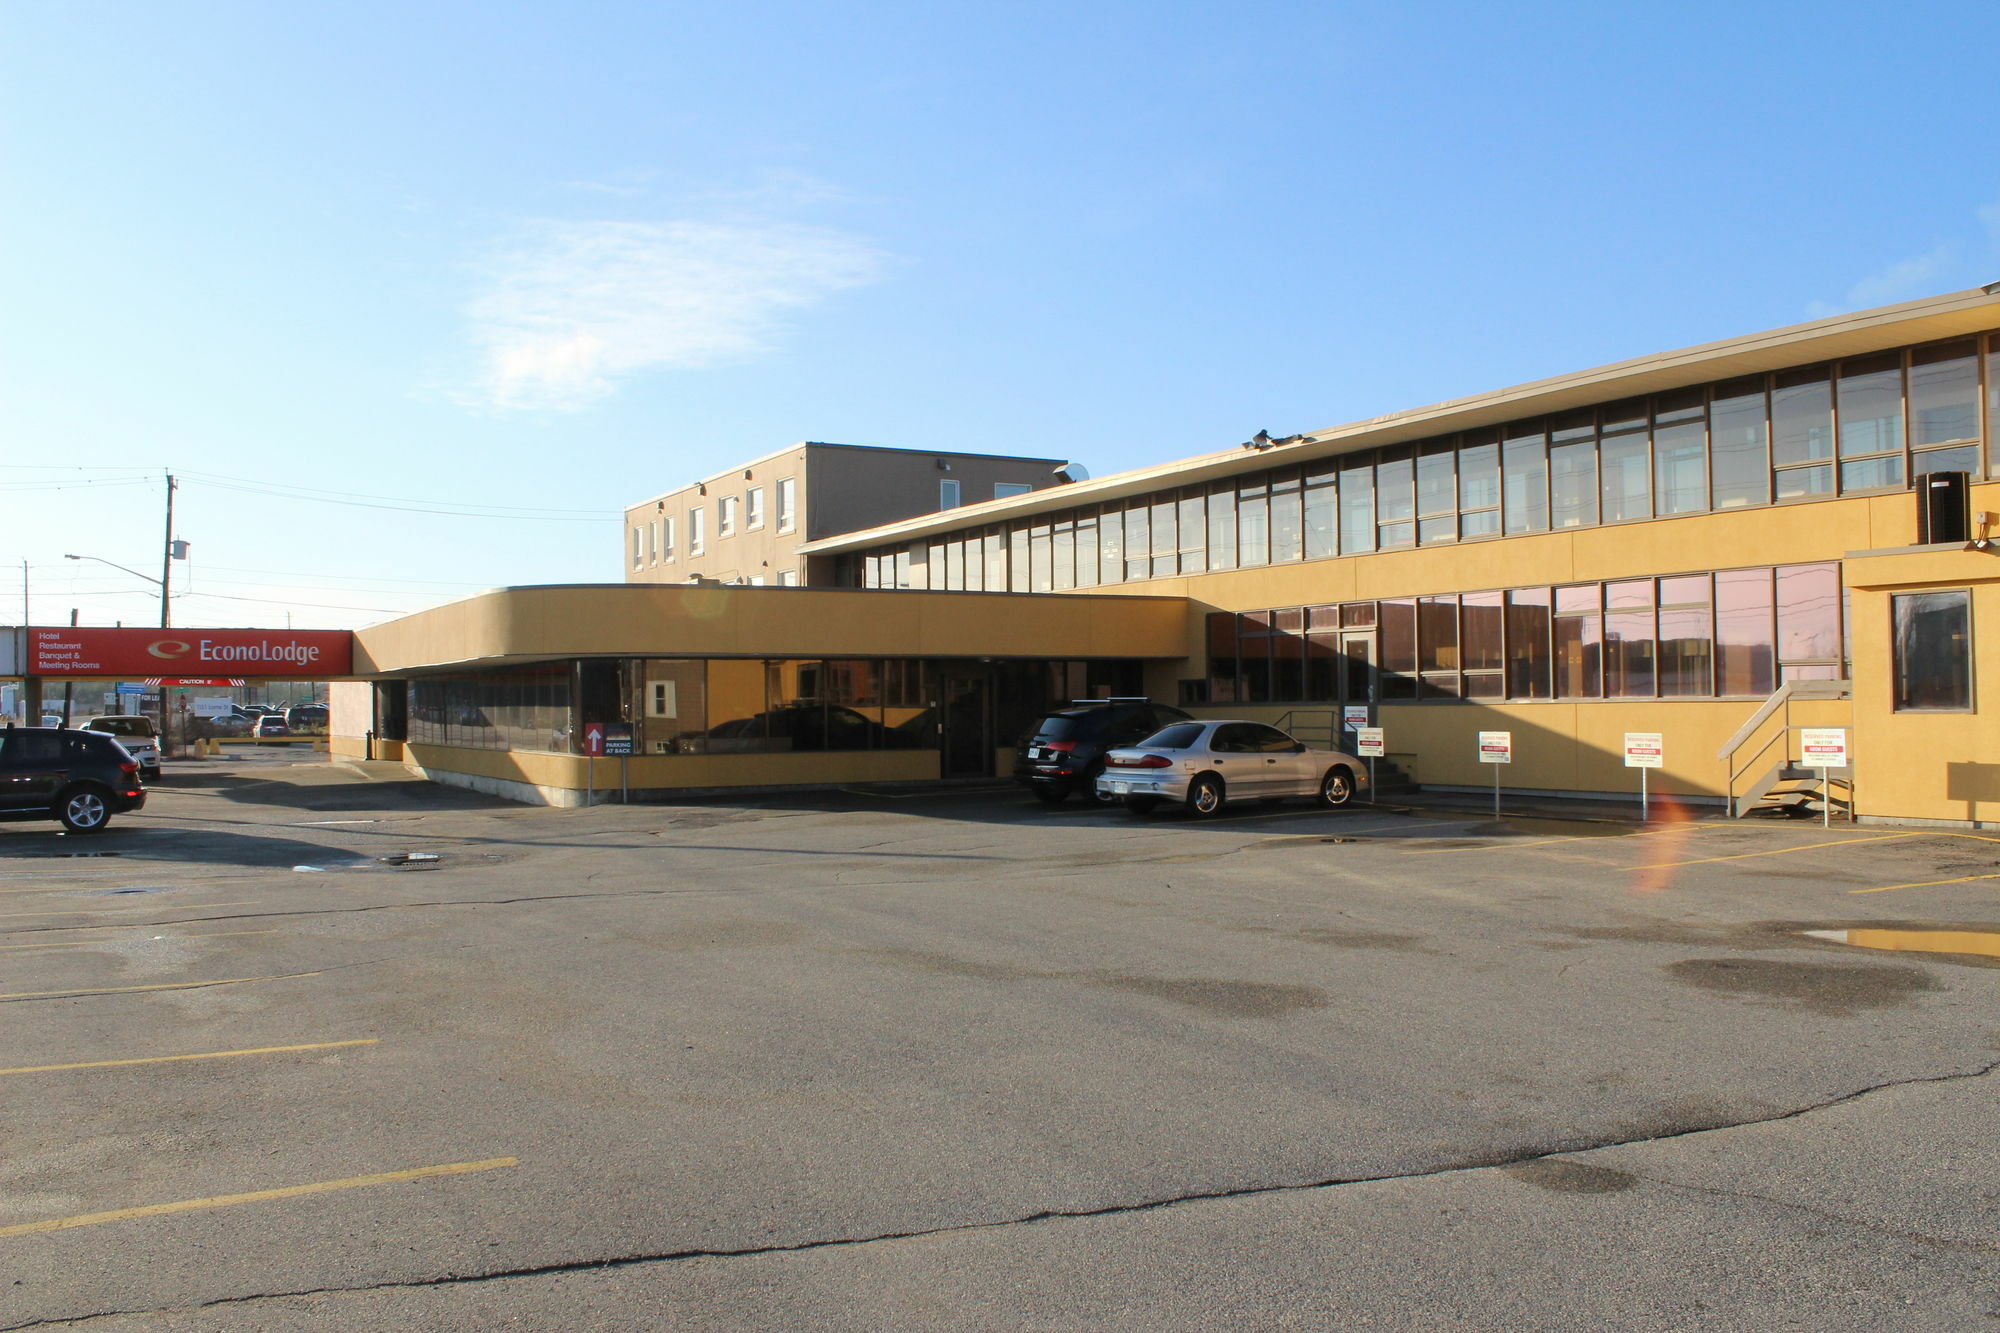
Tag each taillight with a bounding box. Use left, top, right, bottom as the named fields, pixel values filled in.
left=1108, top=753, right=1173, bottom=768
left=119, top=761, right=140, bottom=777
left=1040, top=740, right=1078, bottom=754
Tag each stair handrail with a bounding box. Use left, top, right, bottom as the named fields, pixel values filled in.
left=1716, top=683, right=1797, bottom=762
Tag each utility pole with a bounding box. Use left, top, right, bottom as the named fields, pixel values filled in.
left=159, top=472, right=177, bottom=746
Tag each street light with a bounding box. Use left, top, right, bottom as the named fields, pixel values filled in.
left=65, top=549, right=186, bottom=740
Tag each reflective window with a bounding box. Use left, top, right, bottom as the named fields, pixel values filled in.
left=1303, top=468, right=1337, bottom=559
left=1177, top=494, right=1206, bottom=573
left=1715, top=568, right=1775, bottom=696
left=1338, top=458, right=1375, bottom=553
left=1548, top=410, right=1597, bottom=530
left=1893, top=591, right=1971, bottom=710
left=1206, top=613, right=1239, bottom=703
left=1417, top=595, right=1460, bottom=699
left=1710, top=377, right=1770, bottom=510
left=1207, top=487, right=1237, bottom=570
left=1236, top=481, right=1269, bottom=568
left=1458, top=434, right=1501, bottom=539
left=1268, top=475, right=1302, bottom=564
left=1652, top=389, right=1707, bottom=515
left=1151, top=499, right=1178, bottom=577
left=1776, top=562, right=1843, bottom=676
left=1656, top=574, right=1713, bottom=696
left=1097, top=508, right=1122, bottom=586
left=1416, top=447, right=1456, bottom=545
left=1910, top=341, right=1979, bottom=446
left=1837, top=352, right=1905, bottom=491
left=1124, top=505, right=1151, bottom=581
left=1379, top=598, right=1417, bottom=699
left=1504, top=588, right=1553, bottom=699
left=1503, top=423, right=1549, bottom=534
left=1460, top=591, right=1503, bottom=698
left=1604, top=579, right=1656, bottom=698
left=1554, top=584, right=1602, bottom=698
left=1599, top=401, right=1651, bottom=523
left=1376, top=454, right=1415, bottom=549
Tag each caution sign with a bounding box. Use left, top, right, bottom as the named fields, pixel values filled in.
left=1800, top=728, right=1848, bottom=768
left=1623, top=732, right=1664, bottom=769
left=1478, top=731, right=1512, bottom=764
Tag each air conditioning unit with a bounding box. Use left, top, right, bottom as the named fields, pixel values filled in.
left=1916, top=471, right=1970, bottom=545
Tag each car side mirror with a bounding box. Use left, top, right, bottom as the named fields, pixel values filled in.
left=1292, top=742, right=1307, bottom=753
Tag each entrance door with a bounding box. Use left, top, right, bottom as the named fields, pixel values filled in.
left=1340, top=632, right=1377, bottom=706
left=940, top=670, right=991, bottom=778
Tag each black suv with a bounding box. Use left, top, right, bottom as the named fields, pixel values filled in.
left=0, top=726, right=148, bottom=834
left=1014, top=699, right=1194, bottom=804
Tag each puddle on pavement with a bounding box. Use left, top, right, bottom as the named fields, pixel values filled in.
left=1802, top=927, right=2000, bottom=962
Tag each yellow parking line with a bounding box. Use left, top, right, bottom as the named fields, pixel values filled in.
left=0, top=930, right=272, bottom=953
left=0, top=970, right=321, bottom=1001
left=1629, top=831, right=1919, bottom=870
left=0, top=940, right=102, bottom=951
left=0, top=1038, right=378, bottom=1077
left=1850, top=871, right=2000, bottom=896
left=0, top=1157, right=517, bottom=1238
left=0, top=901, right=259, bottom=920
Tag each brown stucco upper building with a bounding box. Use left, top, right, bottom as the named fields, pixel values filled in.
left=622, top=442, right=1072, bottom=587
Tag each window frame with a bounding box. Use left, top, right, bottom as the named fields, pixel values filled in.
left=1891, top=588, right=1974, bottom=713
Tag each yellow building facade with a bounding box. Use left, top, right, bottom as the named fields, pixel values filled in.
left=332, top=288, right=2000, bottom=824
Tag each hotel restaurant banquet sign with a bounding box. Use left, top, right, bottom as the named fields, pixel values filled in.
left=25, top=627, right=353, bottom=677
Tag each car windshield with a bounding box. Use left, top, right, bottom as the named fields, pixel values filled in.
left=89, top=718, right=155, bottom=737
left=1137, top=723, right=1205, bottom=750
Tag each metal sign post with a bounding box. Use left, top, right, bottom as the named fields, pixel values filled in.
left=1623, top=732, right=1663, bottom=822
left=1800, top=728, right=1849, bottom=828
left=1356, top=726, right=1385, bottom=802
left=1477, top=731, right=1512, bottom=817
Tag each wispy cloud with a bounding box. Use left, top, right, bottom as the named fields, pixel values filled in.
left=456, top=216, right=887, bottom=412
left=1808, top=196, right=2000, bottom=317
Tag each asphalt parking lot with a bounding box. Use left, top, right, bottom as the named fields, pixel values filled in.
left=3, top=755, right=1998, bottom=1330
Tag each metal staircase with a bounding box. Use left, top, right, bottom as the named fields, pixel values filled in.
left=1715, top=681, right=1855, bottom=819
left=1273, top=709, right=1416, bottom=795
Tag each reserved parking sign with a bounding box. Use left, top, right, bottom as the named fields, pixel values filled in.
left=1478, top=731, right=1512, bottom=763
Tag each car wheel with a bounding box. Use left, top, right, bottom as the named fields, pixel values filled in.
left=57, top=786, right=112, bottom=834
left=1123, top=795, right=1160, bottom=815
left=1317, top=766, right=1355, bottom=808
left=1187, top=774, right=1225, bottom=817
left=1086, top=763, right=1119, bottom=804
left=1032, top=783, right=1070, bottom=805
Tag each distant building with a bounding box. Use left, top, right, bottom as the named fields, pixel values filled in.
left=623, top=442, right=1072, bottom=587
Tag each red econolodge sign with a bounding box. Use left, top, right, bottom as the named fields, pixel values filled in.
left=28, top=627, right=353, bottom=678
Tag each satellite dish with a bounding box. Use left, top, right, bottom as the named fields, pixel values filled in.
left=1055, top=462, right=1090, bottom=483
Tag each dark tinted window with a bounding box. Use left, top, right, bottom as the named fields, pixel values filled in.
left=1250, top=725, right=1298, bottom=752
left=1028, top=716, right=1079, bottom=741
left=2, top=732, right=65, bottom=764
left=1212, top=723, right=1259, bottom=753
left=88, top=718, right=155, bottom=738
left=1141, top=723, right=1205, bottom=750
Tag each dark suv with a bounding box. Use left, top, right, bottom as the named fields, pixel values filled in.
left=0, top=726, right=148, bottom=834
left=1014, top=699, right=1194, bottom=804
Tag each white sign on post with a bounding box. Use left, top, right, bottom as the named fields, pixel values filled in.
left=1623, top=732, right=1664, bottom=768
left=1800, top=728, right=1848, bottom=767
left=1355, top=727, right=1385, bottom=757
left=1343, top=704, right=1370, bottom=731
left=1477, top=731, right=1512, bottom=763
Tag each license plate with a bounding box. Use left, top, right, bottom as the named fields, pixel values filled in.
left=1106, top=781, right=1128, bottom=795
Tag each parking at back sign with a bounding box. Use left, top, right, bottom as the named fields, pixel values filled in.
left=1623, top=732, right=1663, bottom=768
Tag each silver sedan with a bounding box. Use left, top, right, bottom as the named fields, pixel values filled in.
left=1095, top=719, right=1368, bottom=816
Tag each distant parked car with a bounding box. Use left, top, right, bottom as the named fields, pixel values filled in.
left=1098, top=719, right=1367, bottom=817
left=190, top=713, right=252, bottom=739
left=251, top=716, right=291, bottom=745
left=284, top=704, right=328, bottom=734
left=0, top=726, right=147, bottom=833
left=1013, top=699, right=1194, bottom=804
left=80, top=715, right=162, bottom=780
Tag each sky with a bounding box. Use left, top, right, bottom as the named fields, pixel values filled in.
left=4, top=0, right=1997, bottom=630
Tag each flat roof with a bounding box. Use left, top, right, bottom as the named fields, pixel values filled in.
left=801, top=286, right=2000, bottom=555
left=350, top=583, right=1188, bottom=676
left=625, top=441, right=1071, bottom=513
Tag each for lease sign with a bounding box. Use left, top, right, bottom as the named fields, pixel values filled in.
left=27, top=628, right=353, bottom=677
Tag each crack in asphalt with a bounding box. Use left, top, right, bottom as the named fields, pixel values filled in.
left=12, top=1055, right=1999, bottom=1330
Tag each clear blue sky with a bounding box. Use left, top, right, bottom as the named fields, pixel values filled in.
left=4, top=1, right=1997, bottom=628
